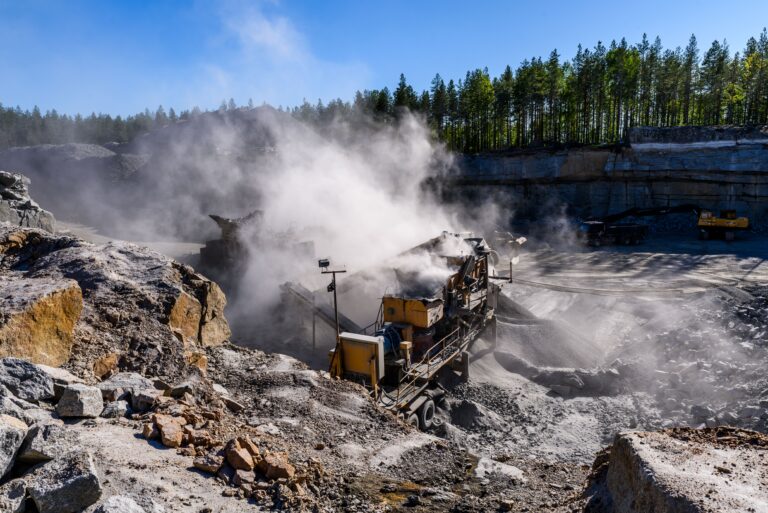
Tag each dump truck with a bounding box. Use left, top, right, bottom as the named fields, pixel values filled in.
left=580, top=204, right=750, bottom=245
left=328, top=233, right=499, bottom=430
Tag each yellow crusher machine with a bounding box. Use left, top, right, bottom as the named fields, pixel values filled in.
left=328, top=234, right=499, bottom=430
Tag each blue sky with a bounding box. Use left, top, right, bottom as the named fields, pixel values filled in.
left=1, top=0, right=767, bottom=116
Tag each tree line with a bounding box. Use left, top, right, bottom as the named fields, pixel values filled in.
left=2, top=30, right=768, bottom=152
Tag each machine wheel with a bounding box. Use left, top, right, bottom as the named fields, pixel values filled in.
left=406, top=413, right=419, bottom=429
left=419, top=399, right=435, bottom=430
left=725, top=231, right=735, bottom=242
left=699, top=229, right=710, bottom=240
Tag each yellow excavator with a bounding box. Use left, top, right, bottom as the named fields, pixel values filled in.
left=697, top=209, right=749, bottom=241
left=328, top=233, right=499, bottom=430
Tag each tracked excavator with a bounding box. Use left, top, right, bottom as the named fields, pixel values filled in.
left=580, top=204, right=750, bottom=246
left=326, top=233, right=499, bottom=430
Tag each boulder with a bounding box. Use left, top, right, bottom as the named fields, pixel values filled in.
left=261, top=452, right=295, bottom=480
left=225, top=439, right=254, bottom=471
left=28, top=450, right=102, bottom=513
left=0, top=358, right=55, bottom=403
left=193, top=450, right=224, bottom=474
left=130, top=390, right=160, bottom=412
left=35, top=364, right=84, bottom=401
left=100, top=400, right=130, bottom=419
left=152, top=414, right=184, bottom=448
left=95, top=495, right=147, bottom=513
left=0, top=414, right=27, bottom=477
left=18, top=423, right=80, bottom=463
left=55, top=384, right=103, bottom=418
left=199, top=281, right=231, bottom=346
left=0, top=479, right=26, bottom=513
left=97, top=373, right=154, bottom=402
left=598, top=429, right=768, bottom=513
left=233, top=469, right=255, bottom=487
left=0, top=278, right=83, bottom=367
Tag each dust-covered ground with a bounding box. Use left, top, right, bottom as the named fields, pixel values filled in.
left=409, top=233, right=768, bottom=511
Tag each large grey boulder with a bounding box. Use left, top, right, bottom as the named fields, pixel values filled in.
left=19, top=422, right=80, bottom=463
left=96, top=373, right=154, bottom=402
left=95, top=495, right=147, bottom=513
left=0, top=359, right=54, bottom=403
left=55, top=384, right=103, bottom=418
left=0, top=414, right=28, bottom=478
left=35, top=364, right=84, bottom=401
left=0, top=479, right=26, bottom=513
left=28, top=450, right=102, bottom=513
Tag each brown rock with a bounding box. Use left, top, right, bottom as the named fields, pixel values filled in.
left=225, top=439, right=254, bottom=471
left=199, top=281, right=231, bottom=346
left=184, top=426, right=212, bottom=447
left=193, top=450, right=224, bottom=474
left=92, top=353, right=118, bottom=379
left=237, top=436, right=260, bottom=458
left=153, top=414, right=185, bottom=448
left=0, top=277, right=83, bottom=366
left=168, top=292, right=202, bottom=347
left=141, top=423, right=158, bottom=440
left=262, top=452, right=295, bottom=480
left=186, top=352, right=208, bottom=375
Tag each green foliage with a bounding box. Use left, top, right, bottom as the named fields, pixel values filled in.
left=3, top=29, right=768, bottom=153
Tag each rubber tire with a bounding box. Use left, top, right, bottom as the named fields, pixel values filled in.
left=406, top=413, right=419, bottom=429
left=419, top=399, right=435, bottom=430
left=725, top=231, right=735, bottom=242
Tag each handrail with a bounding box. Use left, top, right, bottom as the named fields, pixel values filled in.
left=393, top=327, right=465, bottom=407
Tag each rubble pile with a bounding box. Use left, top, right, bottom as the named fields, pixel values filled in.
left=608, top=286, right=768, bottom=432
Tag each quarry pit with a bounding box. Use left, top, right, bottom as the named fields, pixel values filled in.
left=0, top=118, right=765, bottom=512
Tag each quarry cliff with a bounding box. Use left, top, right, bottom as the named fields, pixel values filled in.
left=447, top=126, right=768, bottom=228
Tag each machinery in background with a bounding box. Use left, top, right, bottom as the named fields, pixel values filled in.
left=579, top=204, right=750, bottom=246
left=697, top=209, right=750, bottom=240
left=327, top=233, right=499, bottom=430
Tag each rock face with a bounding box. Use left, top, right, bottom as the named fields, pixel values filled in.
left=0, top=171, right=54, bottom=232
left=585, top=428, right=768, bottom=513
left=448, top=126, right=768, bottom=229
left=0, top=226, right=230, bottom=380
left=28, top=449, right=102, bottom=513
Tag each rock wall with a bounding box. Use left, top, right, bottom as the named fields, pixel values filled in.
left=448, top=127, right=768, bottom=228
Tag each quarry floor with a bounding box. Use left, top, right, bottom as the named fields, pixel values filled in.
left=56, top=221, right=768, bottom=511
